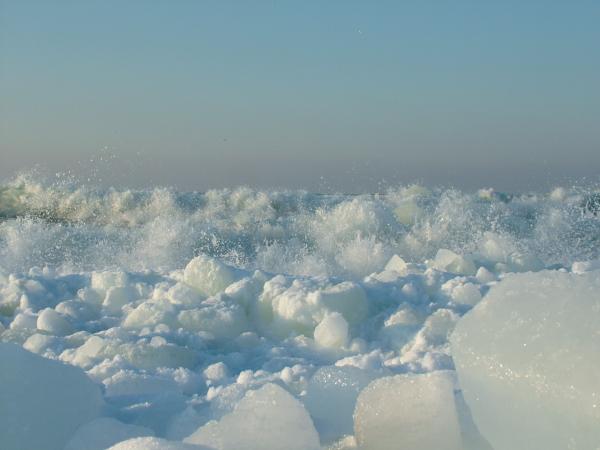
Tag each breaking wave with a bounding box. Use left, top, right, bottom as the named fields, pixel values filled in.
left=1, top=173, right=599, bottom=276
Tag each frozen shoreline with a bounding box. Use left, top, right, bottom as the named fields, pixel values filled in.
left=1, top=178, right=599, bottom=449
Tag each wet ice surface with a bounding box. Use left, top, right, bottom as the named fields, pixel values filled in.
left=452, top=271, right=600, bottom=450
left=1, top=176, right=600, bottom=449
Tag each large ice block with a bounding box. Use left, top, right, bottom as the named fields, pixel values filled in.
left=451, top=270, right=600, bottom=450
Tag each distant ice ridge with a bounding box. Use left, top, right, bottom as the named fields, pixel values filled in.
left=1, top=175, right=600, bottom=449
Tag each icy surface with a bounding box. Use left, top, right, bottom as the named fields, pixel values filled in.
left=1, top=178, right=600, bottom=448
left=452, top=271, right=600, bottom=450
left=0, top=343, right=104, bottom=450
left=354, top=371, right=463, bottom=450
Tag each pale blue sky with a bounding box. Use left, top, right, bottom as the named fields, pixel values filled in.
left=1, top=0, right=599, bottom=191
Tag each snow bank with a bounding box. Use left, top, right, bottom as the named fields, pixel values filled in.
left=451, top=271, right=600, bottom=450
left=0, top=343, right=104, bottom=450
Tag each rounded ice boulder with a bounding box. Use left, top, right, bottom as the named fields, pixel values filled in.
left=37, top=307, right=74, bottom=336
left=184, top=383, right=320, bottom=450
left=314, top=312, right=349, bottom=349
left=0, top=343, right=104, bottom=450
left=183, top=255, right=242, bottom=297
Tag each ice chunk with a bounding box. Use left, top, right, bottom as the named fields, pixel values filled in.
left=304, top=366, right=374, bottom=442
left=224, top=271, right=268, bottom=308
left=314, top=312, right=349, bottom=349
left=384, top=254, right=408, bottom=274
left=106, top=437, right=206, bottom=450
left=354, top=371, right=462, bottom=450
left=203, top=362, right=229, bottom=383
left=56, top=299, right=100, bottom=322
left=123, top=299, right=178, bottom=329
left=167, top=282, right=203, bottom=307
left=10, top=309, right=37, bottom=330
left=572, top=258, right=600, bottom=274
left=313, top=282, right=368, bottom=325
left=64, top=417, right=153, bottom=450
left=178, top=296, right=249, bottom=340
left=37, top=307, right=73, bottom=336
left=475, top=266, right=496, bottom=283
left=400, top=308, right=458, bottom=367
left=451, top=271, right=600, bottom=450
left=379, top=305, right=422, bottom=349
left=257, top=278, right=367, bottom=340
left=69, top=335, right=106, bottom=368
left=433, top=249, right=477, bottom=275
left=449, top=283, right=481, bottom=306
left=91, top=270, right=129, bottom=292
left=184, top=383, right=320, bottom=450
left=183, top=255, right=242, bottom=297
left=23, top=332, right=57, bottom=354
left=0, top=343, right=103, bottom=450
left=103, top=286, right=137, bottom=315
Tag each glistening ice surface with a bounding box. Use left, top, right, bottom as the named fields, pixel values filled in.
left=1, top=175, right=599, bottom=450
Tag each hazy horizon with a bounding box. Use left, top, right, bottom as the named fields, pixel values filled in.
left=2, top=0, right=599, bottom=192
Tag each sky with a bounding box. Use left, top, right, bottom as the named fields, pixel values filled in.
left=1, top=0, right=599, bottom=192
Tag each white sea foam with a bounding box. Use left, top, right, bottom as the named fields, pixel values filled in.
left=1, top=174, right=599, bottom=449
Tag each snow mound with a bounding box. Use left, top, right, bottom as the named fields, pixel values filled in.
left=0, top=343, right=104, bottom=450
left=354, top=371, right=462, bottom=450
left=184, top=383, right=320, bottom=450
left=451, top=271, right=600, bottom=450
